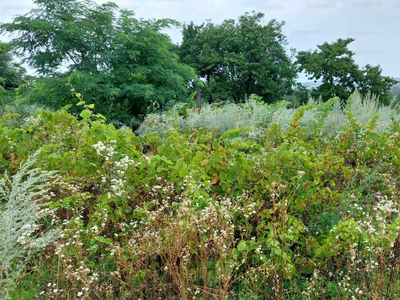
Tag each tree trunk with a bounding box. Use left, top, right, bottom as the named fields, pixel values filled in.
left=206, top=73, right=213, bottom=104
left=196, top=87, right=201, bottom=113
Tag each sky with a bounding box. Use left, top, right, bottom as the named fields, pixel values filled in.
left=0, top=0, right=399, bottom=82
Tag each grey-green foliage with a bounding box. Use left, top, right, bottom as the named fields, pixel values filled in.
left=1, top=101, right=48, bottom=118
left=137, top=95, right=280, bottom=137
left=346, top=92, right=399, bottom=132
left=0, top=151, right=58, bottom=298
left=137, top=93, right=400, bottom=138
left=0, top=97, right=52, bottom=129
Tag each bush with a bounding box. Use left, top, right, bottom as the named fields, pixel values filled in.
left=0, top=151, right=58, bottom=298
left=0, top=96, right=52, bottom=129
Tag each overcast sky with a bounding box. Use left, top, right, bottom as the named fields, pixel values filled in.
left=0, top=0, right=399, bottom=81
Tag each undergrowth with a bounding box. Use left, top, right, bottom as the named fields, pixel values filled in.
left=1, top=92, right=400, bottom=299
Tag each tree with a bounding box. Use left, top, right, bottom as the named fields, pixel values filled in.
left=296, top=38, right=397, bottom=104
left=359, top=65, right=398, bottom=105
left=0, top=42, right=26, bottom=115
left=0, top=42, right=25, bottom=93
left=1, top=0, right=195, bottom=127
left=178, top=12, right=297, bottom=104
left=179, top=21, right=225, bottom=103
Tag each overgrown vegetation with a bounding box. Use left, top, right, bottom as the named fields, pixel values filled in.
left=0, top=1, right=397, bottom=127
left=1, top=93, right=400, bottom=299
left=1, top=1, right=400, bottom=299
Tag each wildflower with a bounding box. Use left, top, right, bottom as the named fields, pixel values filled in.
left=383, top=156, right=387, bottom=159
left=340, top=211, right=343, bottom=215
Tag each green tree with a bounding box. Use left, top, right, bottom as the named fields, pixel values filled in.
left=179, top=21, right=225, bottom=103
left=179, top=12, right=297, bottom=104
left=359, top=65, right=398, bottom=105
left=1, top=0, right=195, bottom=127
left=0, top=42, right=25, bottom=93
left=0, top=42, right=27, bottom=114
left=296, top=38, right=397, bottom=104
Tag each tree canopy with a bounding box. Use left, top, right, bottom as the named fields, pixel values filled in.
left=178, top=12, right=297, bottom=104
left=1, top=0, right=196, bottom=127
left=296, top=38, right=397, bottom=104
left=0, top=42, right=25, bottom=93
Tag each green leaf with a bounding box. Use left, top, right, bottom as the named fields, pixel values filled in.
left=237, top=240, right=248, bottom=252
left=94, top=236, right=112, bottom=245
left=160, top=156, right=173, bottom=165
left=157, top=144, right=165, bottom=155
left=179, top=164, right=188, bottom=177
left=80, top=109, right=92, bottom=121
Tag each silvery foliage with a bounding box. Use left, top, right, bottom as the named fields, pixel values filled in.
left=137, top=93, right=400, bottom=138
left=347, top=92, right=399, bottom=133
left=0, top=150, right=58, bottom=298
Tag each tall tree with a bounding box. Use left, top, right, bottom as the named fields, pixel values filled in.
left=1, top=0, right=196, bottom=127
left=296, top=38, right=396, bottom=104
left=179, top=12, right=297, bottom=104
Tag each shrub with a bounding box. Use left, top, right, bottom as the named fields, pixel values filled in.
left=137, top=92, right=400, bottom=139
left=0, top=151, right=58, bottom=298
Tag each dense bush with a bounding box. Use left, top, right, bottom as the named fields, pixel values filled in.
left=1, top=93, right=400, bottom=299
